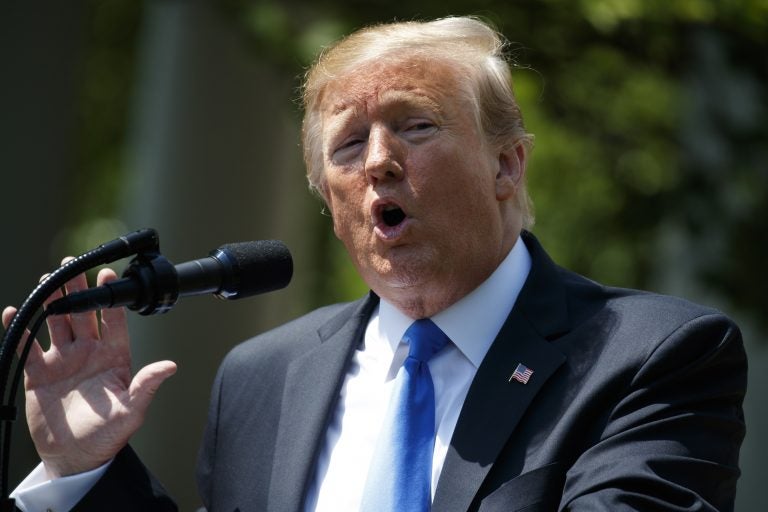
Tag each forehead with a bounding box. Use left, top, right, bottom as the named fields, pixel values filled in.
left=319, top=56, right=470, bottom=120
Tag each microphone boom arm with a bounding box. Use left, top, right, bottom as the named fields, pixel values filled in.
left=0, top=228, right=161, bottom=507
left=0, top=229, right=293, bottom=507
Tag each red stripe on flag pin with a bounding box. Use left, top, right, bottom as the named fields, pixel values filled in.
left=509, top=363, right=534, bottom=384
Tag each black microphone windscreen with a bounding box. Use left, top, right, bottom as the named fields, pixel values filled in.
left=216, top=240, right=293, bottom=299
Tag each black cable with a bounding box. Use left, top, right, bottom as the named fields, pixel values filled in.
left=0, top=310, right=47, bottom=503
left=0, top=228, right=158, bottom=400
left=0, top=228, right=160, bottom=504
left=8, top=310, right=49, bottom=422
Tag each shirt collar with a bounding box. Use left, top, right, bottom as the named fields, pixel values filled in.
left=378, top=235, right=532, bottom=368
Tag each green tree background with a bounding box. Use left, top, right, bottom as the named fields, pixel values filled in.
left=2, top=0, right=765, bottom=510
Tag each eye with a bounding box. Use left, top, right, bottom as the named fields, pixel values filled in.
left=406, top=121, right=435, bottom=131
left=332, top=136, right=366, bottom=163
left=408, top=121, right=435, bottom=131
left=339, top=137, right=364, bottom=149
left=401, top=119, right=438, bottom=141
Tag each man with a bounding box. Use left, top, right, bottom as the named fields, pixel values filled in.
left=6, top=16, right=746, bottom=511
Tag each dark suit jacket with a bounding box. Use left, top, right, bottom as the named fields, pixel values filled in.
left=73, top=232, right=747, bottom=511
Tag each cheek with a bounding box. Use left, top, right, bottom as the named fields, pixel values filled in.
left=418, top=156, right=491, bottom=201
left=427, top=168, right=499, bottom=227
left=325, top=177, right=367, bottom=235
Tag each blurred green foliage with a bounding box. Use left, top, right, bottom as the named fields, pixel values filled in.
left=73, top=0, right=767, bottom=328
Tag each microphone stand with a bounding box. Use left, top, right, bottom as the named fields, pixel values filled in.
left=0, top=228, right=160, bottom=510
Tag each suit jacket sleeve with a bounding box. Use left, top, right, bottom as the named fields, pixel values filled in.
left=71, top=445, right=177, bottom=512
left=560, top=312, right=746, bottom=511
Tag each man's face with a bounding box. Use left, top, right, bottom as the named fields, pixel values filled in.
left=319, top=57, right=522, bottom=317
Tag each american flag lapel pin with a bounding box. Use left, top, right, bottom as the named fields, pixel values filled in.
left=509, top=363, right=534, bottom=384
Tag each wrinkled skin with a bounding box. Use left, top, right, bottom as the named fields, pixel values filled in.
left=2, top=265, right=176, bottom=477
left=319, top=56, right=526, bottom=318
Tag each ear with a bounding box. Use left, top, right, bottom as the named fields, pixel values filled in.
left=495, top=142, right=526, bottom=201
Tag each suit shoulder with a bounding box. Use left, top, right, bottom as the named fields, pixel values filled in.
left=559, top=265, right=735, bottom=331
left=555, top=267, right=744, bottom=383
left=522, top=232, right=738, bottom=337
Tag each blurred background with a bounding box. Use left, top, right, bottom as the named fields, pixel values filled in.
left=1, top=0, right=765, bottom=509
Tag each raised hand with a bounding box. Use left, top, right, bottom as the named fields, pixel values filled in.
left=1, top=262, right=177, bottom=478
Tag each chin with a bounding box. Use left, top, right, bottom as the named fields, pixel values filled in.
left=372, top=269, right=422, bottom=291
left=370, top=255, right=431, bottom=288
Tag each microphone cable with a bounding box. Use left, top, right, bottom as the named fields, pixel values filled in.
left=0, top=310, right=47, bottom=502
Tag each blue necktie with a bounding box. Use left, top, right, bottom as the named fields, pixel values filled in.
left=360, top=319, right=451, bottom=511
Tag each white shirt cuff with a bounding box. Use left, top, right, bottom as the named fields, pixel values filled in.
left=10, top=460, right=112, bottom=512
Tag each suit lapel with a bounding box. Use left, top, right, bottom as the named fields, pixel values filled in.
left=433, top=232, right=570, bottom=512
left=268, top=296, right=377, bottom=512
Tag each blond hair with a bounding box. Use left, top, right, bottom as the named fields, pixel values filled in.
left=301, top=16, right=535, bottom=227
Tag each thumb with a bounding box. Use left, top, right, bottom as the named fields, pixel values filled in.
left=128, top=360, right=178, bottom=412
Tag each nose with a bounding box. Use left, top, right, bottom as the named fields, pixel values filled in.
left=364, top=126, right=404, bottom=184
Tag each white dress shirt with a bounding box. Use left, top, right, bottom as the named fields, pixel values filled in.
left=12, top=237, right=531, bottom=512
left=11, top=460, right=109, bottom=512
left=306, top=237, right=531, bottom=511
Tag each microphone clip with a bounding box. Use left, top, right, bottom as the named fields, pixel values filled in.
left=45, top=250, right=180, bottom=316
left=121, top=251, right=179, bottom=315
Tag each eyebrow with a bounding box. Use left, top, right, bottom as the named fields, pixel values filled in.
left=378, top=89, right=444, bottom=118
left=386, top=86, right=442, bottom=106
left=329, top=102, right=354, bottom=117
left=328, top=89, right=444, bottom=122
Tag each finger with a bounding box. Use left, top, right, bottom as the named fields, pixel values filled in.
left=97, top=268, right=129, bottom=344
left=2, top=305, right=16, bottom=330
left=2, top=306, right=44, bottom=366
left=95, top=267, right=119, bottom=286
left=61, top=257, right=99, bottom=341
left=128, top=361, right=178, bottom=413
left=43, top=279, right=75, bottom=346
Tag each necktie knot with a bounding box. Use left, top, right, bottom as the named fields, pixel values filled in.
left=403, top=318, right=450, bottom=363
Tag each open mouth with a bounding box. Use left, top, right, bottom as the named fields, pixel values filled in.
left=373, top=200, right=410, bottom=240
left=381, top=205, right=406, bottom=227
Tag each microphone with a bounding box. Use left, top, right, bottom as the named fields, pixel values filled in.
left=46, top=240, right=293, bottom=316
